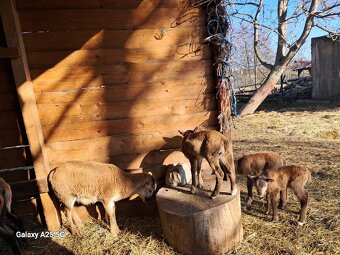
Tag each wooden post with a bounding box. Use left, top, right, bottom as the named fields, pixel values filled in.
left=0, top=0, right=60, bottom=230
left=157, top=179, right=243, bottom=255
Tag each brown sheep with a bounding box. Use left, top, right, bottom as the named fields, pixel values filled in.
left=235, top=151, right=287, bottom=205
left=48, top=161, right=157, bottom=236
left=249, top=165, right=311, bottom=225
left=0, top=177, right=25, bottom=255
left=179, top=129, right=236, bottom=199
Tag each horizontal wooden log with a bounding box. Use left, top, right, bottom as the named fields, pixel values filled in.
left=37, top=96, right=216, bottom=126
left=34, top=79, right=214, bottom=104
left=0, top=47, right=21, bottom=59
left=46, top=130, right=183, bottom=160
left=49, top=149, right=191, bottom=174
left=16, top=0, right=184, bottom=10
left=31, top=60, right=213, bottom=92
left=42, top=111, right=217, bottom=143
left=19, top=8, right=203, bottom=32
left=23, top=26, right=205, bottom=52
left=26, top=45, right=211, bottom=69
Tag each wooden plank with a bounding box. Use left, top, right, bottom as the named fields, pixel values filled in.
left=42, top=111, right=218, bottom=143
left=34, top=78, right=214, bottom=104
left=23, top=26, right=206, bottom=52
left=0, top=47, right=21, bottom=59
left=1, top=0, right=50, bottom=178
left=31, top=60, right=213, bottom=92
left=26, top=46, right=211, bottom=69
left=46, top=130, right=185, bottom=161
left=1, top=0, right=59, bottom=231
left=37, top=96, right=216, bottom=126
left=49, top=149, right=192, bottom=174
left=0, top=168, right=31, bottom=182
left=19, top=8, right=203, bottom=32
left=16, top=0, right=184, bottom=10
left=10, top=178, right=48, bottom=199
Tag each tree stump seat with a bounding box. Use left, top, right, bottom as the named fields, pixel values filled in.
left=156, top=179, right=243, bottom=255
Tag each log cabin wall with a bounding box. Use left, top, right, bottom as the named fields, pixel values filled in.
left=15, top=0, right=218, bottom=179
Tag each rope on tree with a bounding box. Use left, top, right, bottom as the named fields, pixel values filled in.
left=192, top=0, right=237, bottom=134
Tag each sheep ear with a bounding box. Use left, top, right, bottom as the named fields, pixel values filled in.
left=266, top=178, right=275, bottom=182
left=147, top=171, right=152, bottom=176
left=178, top=130, right=185, bottom=136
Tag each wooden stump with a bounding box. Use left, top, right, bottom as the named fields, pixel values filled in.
left=156, top=179, right=243, bottom=255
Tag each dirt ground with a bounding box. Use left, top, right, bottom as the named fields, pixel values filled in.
left=2, top=101, right=340, bottom=255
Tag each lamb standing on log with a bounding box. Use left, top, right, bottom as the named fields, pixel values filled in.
left=179, top=129, right=236, bottom=199
left=249, top=165, right=311, bottom=225
left=235, top=151, right=287, bottom=205
left=48, top=161, right=157, bottom=236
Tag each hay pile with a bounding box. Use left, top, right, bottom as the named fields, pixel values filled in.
left=2, top=102, right=339, bottom=255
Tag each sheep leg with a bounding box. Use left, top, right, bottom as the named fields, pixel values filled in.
left=278, top=189, right=287, bottom=209
left=271, top=191, right=280, bottom=222
left=64, top=198, right=77, bottom=234
left=208, top=158, right=224, bottom=199
left=197, top=158, right=204, bottom=189
left=294, top=188, right=309, bottom=226
left=265, top=193, right=272, bottom=214
left=4, top=189, right=12, bottom=213
left=103, top=199, right=120, bottom=236
left=246, top=177, right=254, bottom=205
left=71, top=210, right=83, bottom=227
left=190, top=158, right=198, bottom=194
left=220, top=159, right=237, bottom=196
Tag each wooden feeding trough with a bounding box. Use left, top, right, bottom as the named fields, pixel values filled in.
left=156, top=179, right=243, bottom=255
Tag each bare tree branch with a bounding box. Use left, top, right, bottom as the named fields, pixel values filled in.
left=315, top=23, right=340, bottom=34
left=253, top=0, right=274, bottom=70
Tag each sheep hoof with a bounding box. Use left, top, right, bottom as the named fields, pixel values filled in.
left=246, top=197, right=253, bottom=205
left=231, top=189, right=237, bottom=196
left=298, top=221, right=305, bottom=226
left=190, top=186, right=196, bottom=194
left=210, top=195, right=216, bottom=200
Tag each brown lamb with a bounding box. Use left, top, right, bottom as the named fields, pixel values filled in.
left=235, top=151, right=287, bottom=205
left=48, top=161, right=157, bottom=236
left=179, top=129, right=236, bottom=199
left=249, top=165, right=311, bottom=225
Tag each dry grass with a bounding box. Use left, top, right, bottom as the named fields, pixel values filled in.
left=2, top=102, right=340, bottom=255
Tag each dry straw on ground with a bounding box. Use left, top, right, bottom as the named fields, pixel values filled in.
left=2, top=102, right=340, bottom=255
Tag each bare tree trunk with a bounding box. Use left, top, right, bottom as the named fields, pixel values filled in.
left=239, top=67, right=284, bottom=116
